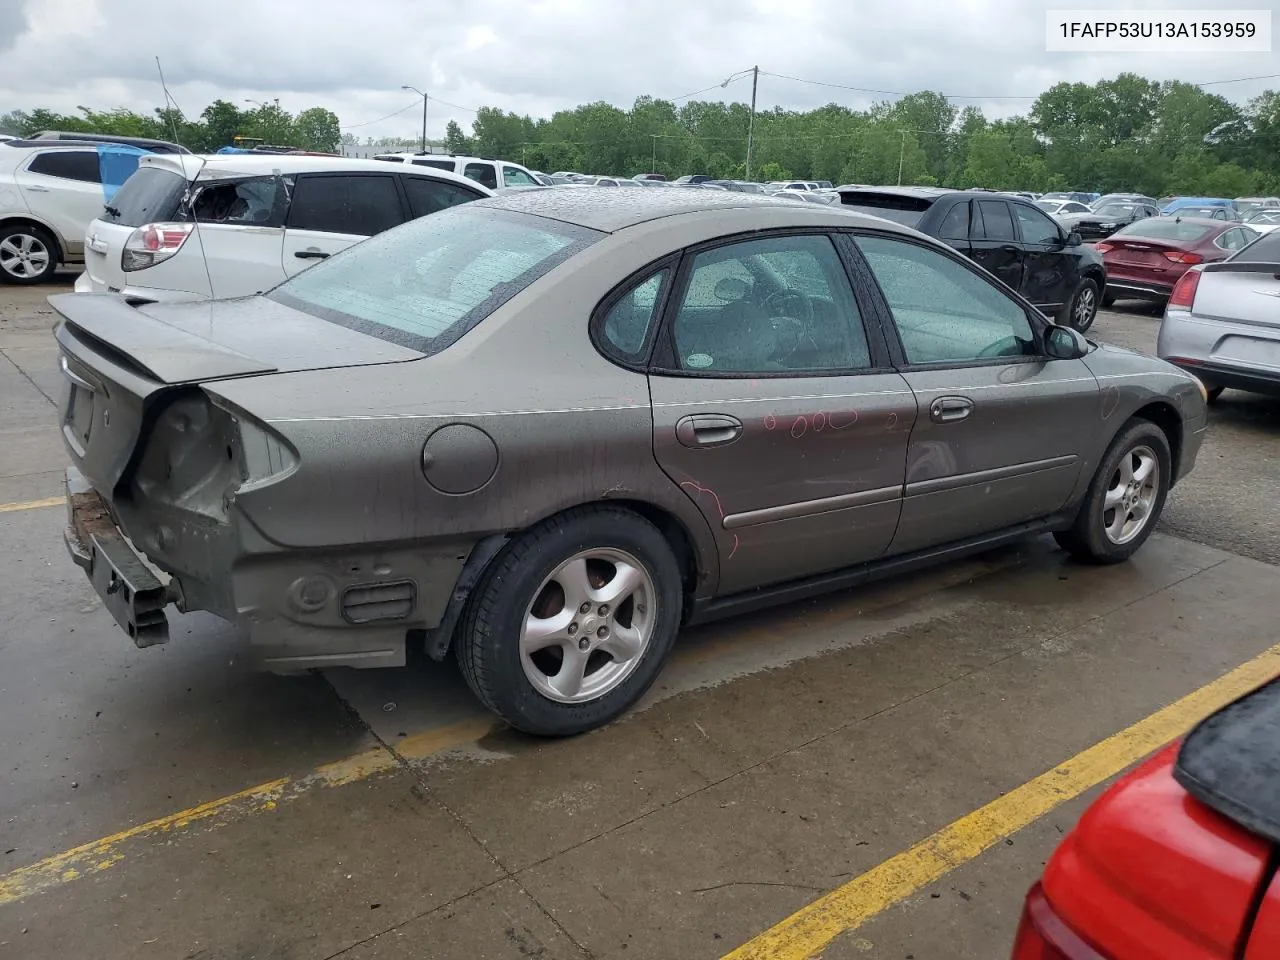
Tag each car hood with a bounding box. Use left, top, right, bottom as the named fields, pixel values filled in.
left=49, top=292, right=422, bottom=385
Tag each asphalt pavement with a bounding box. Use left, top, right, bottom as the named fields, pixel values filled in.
left=1, top=280, right=1278, bottom=960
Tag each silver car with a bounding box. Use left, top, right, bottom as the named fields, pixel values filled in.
left=1157, top=229, right=1280, bottom=400
left=54, top=189, right=1208, bottom=736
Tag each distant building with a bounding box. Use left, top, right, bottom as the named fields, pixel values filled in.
left=339, top=141, right=446, bottom=159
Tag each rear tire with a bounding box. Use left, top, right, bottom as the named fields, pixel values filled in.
left=1060, top=278, right=1100, bottom=332
left=0, top=223, right=59, bottom=284
left=456, top=506, right=683, bottom=736
left=1054, top=419, right=1171, bottom=564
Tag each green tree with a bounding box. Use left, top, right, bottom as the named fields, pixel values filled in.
left=295, top=107, right=340, bottom=152
left=757, top=160, right=791, bottom=181
left=444, top=119, right=472, bottom=153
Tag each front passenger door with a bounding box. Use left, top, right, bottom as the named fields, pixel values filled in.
left=854, top=233, right=1099, bottom=555
left=968, top=199, right=1026, bottom=296
left=281, top=173, right=406, bottom=276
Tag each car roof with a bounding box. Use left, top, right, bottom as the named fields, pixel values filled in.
left=137, top=153, right=492, bottom=191
left=476, top=184, right=899, bottom=234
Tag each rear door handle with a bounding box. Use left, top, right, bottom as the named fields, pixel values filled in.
left=294, top=249, right=330, bottom=260
left=1001, top=244, right=1020, bottom=253
left=675, top=414, right=743, bottom=448
left=25, top=184, right=49, bottom=192
left=929, top=396, right=973, bottom=423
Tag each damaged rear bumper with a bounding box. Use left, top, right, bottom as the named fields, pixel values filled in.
left=64, top=468, right=173, bottom=647
left=61, top=467, right=475, bottom=672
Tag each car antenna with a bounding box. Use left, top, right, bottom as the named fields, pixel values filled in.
left=182, top=155, right=217, bottom=303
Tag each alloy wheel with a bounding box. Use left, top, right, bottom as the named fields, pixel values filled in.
left=1102, top=444, right=1159, bottom=545
left=0, top=232, right=51, bottom=280
left=1073, top=285, right=1097, bottom=330
left=520, top=548, right=657, bottom=704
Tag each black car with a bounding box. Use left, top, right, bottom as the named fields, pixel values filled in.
left=1057, top=200, right=1161, bottom=241
left=834, top=187, right=1107, bottom=331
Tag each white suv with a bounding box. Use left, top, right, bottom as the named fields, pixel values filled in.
left=372, top=153, right=541, bottom=190
left=74, top=154, right=493, bottom=302
left=0, top=140, right=112, bottom=283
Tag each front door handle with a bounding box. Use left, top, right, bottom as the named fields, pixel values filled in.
left=25, top=184, right=50, bottom=192
left=294, top=249, right=330, bottom=260
left=675, top=414, right=743, bottom=448
left=930, top=396, right=973, bottom=423
left=1001, top=244, right=1020, bottom=254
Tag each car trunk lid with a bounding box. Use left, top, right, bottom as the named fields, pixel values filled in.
left=1189, top=262, right=1280, bottom=330
left=51, top=292, right=422, bottom=494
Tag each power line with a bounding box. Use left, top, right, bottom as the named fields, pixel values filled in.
left=345, top=100, right=421, bottom=128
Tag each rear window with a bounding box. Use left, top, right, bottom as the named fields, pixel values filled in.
left=101, top=166, right=187, bottom=226
left=412, top=158, right=455, bottom=170
left=269, top=205, right=601, bottom=354
left=1113, top=219, right=1214, bottom=242
left=838, top=194, right=931, bottom=227
left=1232, top=230, right=1280, bottom=263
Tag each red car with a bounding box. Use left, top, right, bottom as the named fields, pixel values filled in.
left=1098, top=217, right=1260, bottom=306
left=1013, top=680, right=1280, bottom=959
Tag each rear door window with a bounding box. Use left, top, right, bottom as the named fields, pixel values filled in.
left=463, top=162, right=498, bottom=189
left=938, top=201, right=969, bottom=240
left=286, top=174, right=404, bottom=236
left=28, top=150, right=101, bottom=183
left=976, top=200, right=1016, bottom=241
left=402, top=175, right=483, bottom=218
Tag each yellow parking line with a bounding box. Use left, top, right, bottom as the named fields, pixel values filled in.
left=0, top=716, right=496, bottom=907
left=721, top=642, right=1280, bottom=960
left=0, top=496, right=62, bottom=514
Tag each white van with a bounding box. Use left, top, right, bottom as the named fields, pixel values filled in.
left=74, top=154, right=492, bottom=302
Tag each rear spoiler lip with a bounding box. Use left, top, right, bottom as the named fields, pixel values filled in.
left=47, top=293, right=276, bottom=385
left=1200, top=261, right=1280, bottom=274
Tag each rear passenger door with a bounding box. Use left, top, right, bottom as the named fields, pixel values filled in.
left=968, top=199, right=1026, bottom=296
left=400, top=174, right=484, bottom=220
left=646, top=232, right=917, bottom=595
left=281, top=172, right=406, bottom=276
left=14, top=150, right=105, bottom=256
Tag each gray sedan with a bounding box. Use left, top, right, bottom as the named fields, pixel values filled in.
left=1158, top=228, right=1280, bottom=400
left=53, top=189, right=1208, bottom=735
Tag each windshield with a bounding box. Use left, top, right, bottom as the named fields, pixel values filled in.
left=1248, top=211, right=1280, bottom=224
left=270, top=206, right=602, bottom=353
left=1232, top=229, right=1280, bottom=262
left=1034, top=200, right=1060, bottom=212
left=100, top=166, right=187, bottom=227
left=1094, top=203, right=1138, bottom=217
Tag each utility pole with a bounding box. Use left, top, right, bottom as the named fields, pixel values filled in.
left=651, top=134, right=658, bottom=173
left=402, top=85, right=428, bottom=153
left=746, top=65, right=758, bottom=181
left=897, top=130, right=906, bottom=186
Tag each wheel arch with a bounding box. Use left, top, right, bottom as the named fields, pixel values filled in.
left=422, top=497, right=709, bottom=661
left=0, top=214, right=66, bottom=261
left=1130, top=401, right=1183, bottom=484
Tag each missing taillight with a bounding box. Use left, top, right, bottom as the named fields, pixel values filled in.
left=122, top=222, right=193, bottom=272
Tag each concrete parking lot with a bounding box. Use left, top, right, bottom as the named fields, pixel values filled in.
left=2, top=278, right=1278, bottom=960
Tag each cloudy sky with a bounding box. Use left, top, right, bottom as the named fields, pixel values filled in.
left=2, top=0, right=1278, bottom=142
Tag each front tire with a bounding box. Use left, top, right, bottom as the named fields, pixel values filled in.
left=1054, top=419, right=1171, bottom=564
left=0, top=224, right=58, bottom=284
left=456, top=506, right=683, bottom=736
left=1060, top=278, right=1100, bottom=332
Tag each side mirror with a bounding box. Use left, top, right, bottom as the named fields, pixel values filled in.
left=1066, top=230, right=1083, bottom=246
left=1044, top=324, right=1090, bottom=360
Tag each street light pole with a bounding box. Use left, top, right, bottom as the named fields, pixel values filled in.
left=746, top=65, right=758, bottom=181
left=897, top=130, right=906, bottom=186
left=402, top=85, right=428, bottom=153
left=651, top=134, right=658, bottom=173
